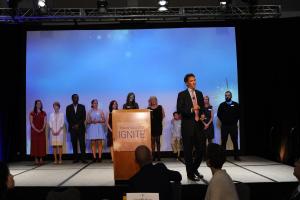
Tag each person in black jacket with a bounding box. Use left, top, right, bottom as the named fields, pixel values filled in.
left=287, top=159, right=300, bottom=200
left=123, top=92, right=139, bottom=109
left=217, top=91, right=240, bottom=161
left=176, top=73, right=205, bottom=181
left=0, top=161, right=14, bottom=200
left=66, top=94, right=87, bottom=163
left=129, top=145, right=182, bottom=200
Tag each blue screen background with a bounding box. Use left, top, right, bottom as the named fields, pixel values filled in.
left=26, top=27, right=239, bottom=154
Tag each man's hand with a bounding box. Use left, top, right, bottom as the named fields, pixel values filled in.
left=193, top=105, right=200, bottom=111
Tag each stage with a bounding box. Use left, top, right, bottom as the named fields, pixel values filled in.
left=7, top=156, right=298, bottom=200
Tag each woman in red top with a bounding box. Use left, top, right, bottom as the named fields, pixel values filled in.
left=30, top=100, right=47, bottom=165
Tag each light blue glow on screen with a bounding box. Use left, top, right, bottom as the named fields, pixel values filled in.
left=26, top=27, right=239, bottom=154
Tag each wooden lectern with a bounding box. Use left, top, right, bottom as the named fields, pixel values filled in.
left=112, top=109, right=151, bottom=182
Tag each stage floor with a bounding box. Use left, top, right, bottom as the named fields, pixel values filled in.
left=9, top=156, right=297, bottom=187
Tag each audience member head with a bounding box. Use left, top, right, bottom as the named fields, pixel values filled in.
left=294, top=159, right=300, bottom=182
left=135, top=145, right=152, bottom=168
left=72, top=94, right=79, bottom=105
left=184, top=73, right=196, bottom=90
left=206, top=143, right=226, bottom=172
left=109, top=100, right=118, bottom=113
left=0, top=161, right=15, bottom=192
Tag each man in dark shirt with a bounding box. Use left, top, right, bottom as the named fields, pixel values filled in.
left=217, top=91, right=240, bottom=161
left=288, top=159, right=300, bottom=200
left=129, top=145, right=182, bottom=200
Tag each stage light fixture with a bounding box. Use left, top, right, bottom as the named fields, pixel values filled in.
left=38, top=0, right=46, bottom=8
left=220, top=1, right=226, bottom=7
left=36, top=0, right=47, bottom=14
left=97, top=0, right=108, bottom=13
left=158, top=0, right=168, bottom=12
left=219, top=0, right=232, bottom=10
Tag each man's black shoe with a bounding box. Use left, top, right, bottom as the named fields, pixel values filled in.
left=194, top=171, right=204, bottom=179
left=187, top=174, right=200, bottom=182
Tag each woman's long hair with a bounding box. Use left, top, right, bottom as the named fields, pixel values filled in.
left=91, top=99, right=98, bottom=108
left=33, top=100, right=43, bottom=114
left=126, top=92, right=136, bottom=105
left=109, top=100, right=118, bottom=113
left=204, top=96, right=211, bottom=107
left=148, top=96, right=158, bottom=107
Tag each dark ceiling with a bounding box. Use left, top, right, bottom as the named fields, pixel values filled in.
left=1, top=0, right=299, bottom=11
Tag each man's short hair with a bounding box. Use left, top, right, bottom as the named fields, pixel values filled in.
left=71, top=94, right=78, bottom=99
left=206, top=143, right=226, bottom=169
left=135, top=145, right=152, bottom=167
left=225, top=91, right=232, bottom=96
left=184, top=73, right=195, bottom=83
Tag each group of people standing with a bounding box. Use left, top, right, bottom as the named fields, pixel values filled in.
left=29, top=92, right=166, bottom=164
left=29, top=73, right=240, bottom=182
left=30, top=94, right=116, bottom=165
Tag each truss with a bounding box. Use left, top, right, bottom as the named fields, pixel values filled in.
left=0, top=5, right=281, bottom=23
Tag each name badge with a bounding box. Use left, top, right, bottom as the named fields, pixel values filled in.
left=127, top=193, right=159, bottom=200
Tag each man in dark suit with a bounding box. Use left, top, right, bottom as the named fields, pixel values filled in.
left=66, top=94, right=87, bottom=163
left=288, top=159, right=300, bottom=200
left=129, top=145, right=182, bottom=200
left=176, top=73, right=205, bottom=181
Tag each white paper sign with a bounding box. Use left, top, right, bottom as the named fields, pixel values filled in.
left=126, top=193, right=159, bottom=200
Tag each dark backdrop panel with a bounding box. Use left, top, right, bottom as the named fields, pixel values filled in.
left=0, top=25, right=26, bottom=162
left=237, top=18, right=300, bottom=163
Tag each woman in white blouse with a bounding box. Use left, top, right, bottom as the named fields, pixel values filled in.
left=49, top=102, right=65, bottom=164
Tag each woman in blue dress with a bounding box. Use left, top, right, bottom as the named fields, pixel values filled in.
left=86, top=99, right=106, bottom=162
